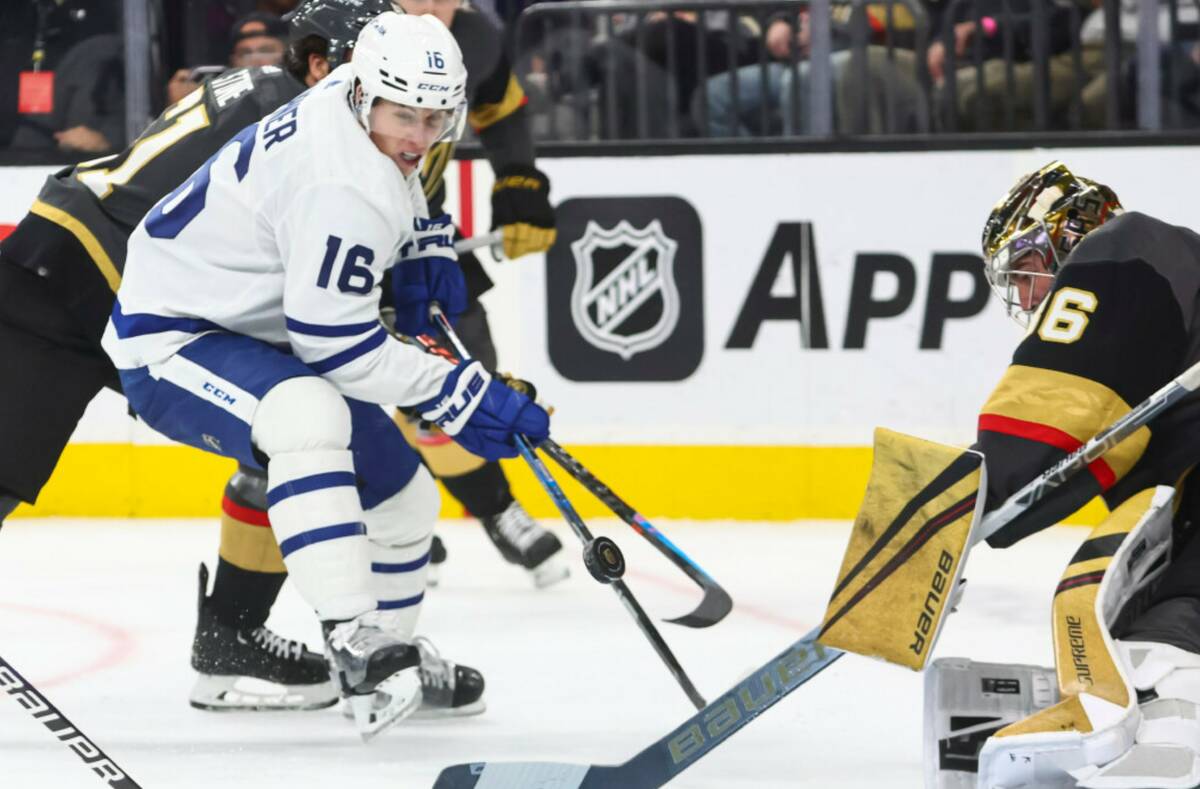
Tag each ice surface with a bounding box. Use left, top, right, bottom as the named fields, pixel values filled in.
left=0, top=518, right=1084, bottom=788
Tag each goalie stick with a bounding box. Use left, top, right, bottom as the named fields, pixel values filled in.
left=432, top=629, right=842, bottom=789
left=539, top=439, right=733, bottom=629
left=0, top=653, right=141, bottom=788
left=430, top=356, right=1200, bottom=789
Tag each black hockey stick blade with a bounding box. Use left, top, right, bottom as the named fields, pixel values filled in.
left=432, top=629, right=842, bottom=789
left=540, top=439, right=733, bottom=629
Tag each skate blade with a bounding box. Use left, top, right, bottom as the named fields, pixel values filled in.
left=189, top=674, right=339, bottom=712
left=409, top=698, right=486, bottom=720
left=531, top=556, right=570, bottom=589
left=349, top=667, right=423, bottom=742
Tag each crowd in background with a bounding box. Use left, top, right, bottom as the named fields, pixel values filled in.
left=2, top=0, right=1199, bottom=159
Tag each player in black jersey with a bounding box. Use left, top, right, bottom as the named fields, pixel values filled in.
left=924, top=162, right=1200, bottom=787
left=218, top=0, right=570, bottom=594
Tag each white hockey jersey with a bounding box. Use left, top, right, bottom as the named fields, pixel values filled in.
left=101, top=65, right=451, bottom=408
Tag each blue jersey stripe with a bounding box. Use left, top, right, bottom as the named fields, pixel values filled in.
left=308, top=328, right=388, bottom=374
left=285, top=317, right=380, bottom=338
left=377, top=592, right=425, bottom=610
left=111, top=300, right=223, bottom=339
left=370, top=551, right=431, bottom=574
left=278, top=522, right=366, bottom=557
left=267, top=471, right=357, bottom=507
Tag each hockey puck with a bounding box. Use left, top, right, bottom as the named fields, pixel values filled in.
left=583, top=536, right=625, bottom=583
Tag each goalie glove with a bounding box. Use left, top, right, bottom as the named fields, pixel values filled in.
left=490, top=164, right=556, bottom=259
left=391, top=215, right=467, bottom=338
left=417, top=360, right=549, bottom=461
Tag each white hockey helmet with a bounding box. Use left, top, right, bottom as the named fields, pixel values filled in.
left=350, top=11, right=467, bottom=142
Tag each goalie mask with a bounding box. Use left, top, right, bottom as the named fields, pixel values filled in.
left=981, top=161, right=1122, bottom=327
left=349, top=12, right=467, bottom=145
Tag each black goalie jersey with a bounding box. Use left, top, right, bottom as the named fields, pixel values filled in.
left=977, top=211, right=1200, bottom=547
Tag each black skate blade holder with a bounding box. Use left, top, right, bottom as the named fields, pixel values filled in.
left=428, top=303, right=707, bottom=710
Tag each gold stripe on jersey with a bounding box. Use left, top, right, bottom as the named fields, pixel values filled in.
left=421, top=141, right=455, bottom=203
left=468, top=75, right=526, bottom=132
left=29, top=199, right=121, bottom=292
left=981, top=364, right=1149, bottom=482
left=75, top=102, right=212, bottom=200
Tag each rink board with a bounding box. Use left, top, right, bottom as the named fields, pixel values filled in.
left=4, top=146, right=1193, bottom=523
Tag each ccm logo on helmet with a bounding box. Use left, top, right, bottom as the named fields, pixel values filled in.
left=417, top=83, right=450, bottom=91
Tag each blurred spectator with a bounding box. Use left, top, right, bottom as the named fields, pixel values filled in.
left=931, top=0, right=1091, bottom=131
left=229, top=12, right=290, bottom=68
left=1, top=0, right=120, bottom=151
left=696, top=10, right=814, bottom=136
left=165, top=12, right=288, bottom=110
left=696, top=3, right=927, bottom=137
left=170, top=1, right=299, bottom=97
left=1081, top=0, right=1200, bottom=128
left=519, top=4, right=761, bottom=139
left=10, top=34, right=125, bottom=155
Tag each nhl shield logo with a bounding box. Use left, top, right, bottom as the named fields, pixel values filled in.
left=568, top=219, right=680, bottom=360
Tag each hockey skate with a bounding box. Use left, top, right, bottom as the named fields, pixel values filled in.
left=481, top=500, right=569, bottom=588
left=325, top=613, right=423, bottom=741
left=341, top=635, right=485, bottom=720
left=190, top=564, right=337, bottom=711
left=411, top=636, right=486, bottom=718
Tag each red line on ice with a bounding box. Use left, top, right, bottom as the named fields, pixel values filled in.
left=0, top=601, right=137, bottom=687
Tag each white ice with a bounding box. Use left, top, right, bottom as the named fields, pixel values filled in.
left=0, top=518, right=1086, bottom=788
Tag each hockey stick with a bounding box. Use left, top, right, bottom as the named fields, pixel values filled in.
left=430, top=359, right=1200, bottom=789
left=976, top=357, right=1200, bottom=544
left=451, top=230, right=503, bottom=255
left=424, top=299, right=730, bottom=628
left=538, top=439, right=733, bottom=629
left=429, top=304, right=707, bottom=710
left=0, top=653, right=141, bottom=788
left=432, top=629, right=841, bottom=789
left=515, top=435, right=707, bottom=710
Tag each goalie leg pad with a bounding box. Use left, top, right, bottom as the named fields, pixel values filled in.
left=977, top=486, right=1175, bottom=789
left=1079, top=641, right=1200, bottom=788
left=924, top=657, right=1059, bottom=789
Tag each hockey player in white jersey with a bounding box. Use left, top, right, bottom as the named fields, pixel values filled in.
left=101, top=11, right=549, bottom=739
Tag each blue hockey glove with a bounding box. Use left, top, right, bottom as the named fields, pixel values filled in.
left=391, top=214, right=466, bottom=337
left=418, top=360, right=550, bottom=461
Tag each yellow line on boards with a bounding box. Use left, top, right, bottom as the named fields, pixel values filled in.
left=10, top=443, right=1109, bottom=525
